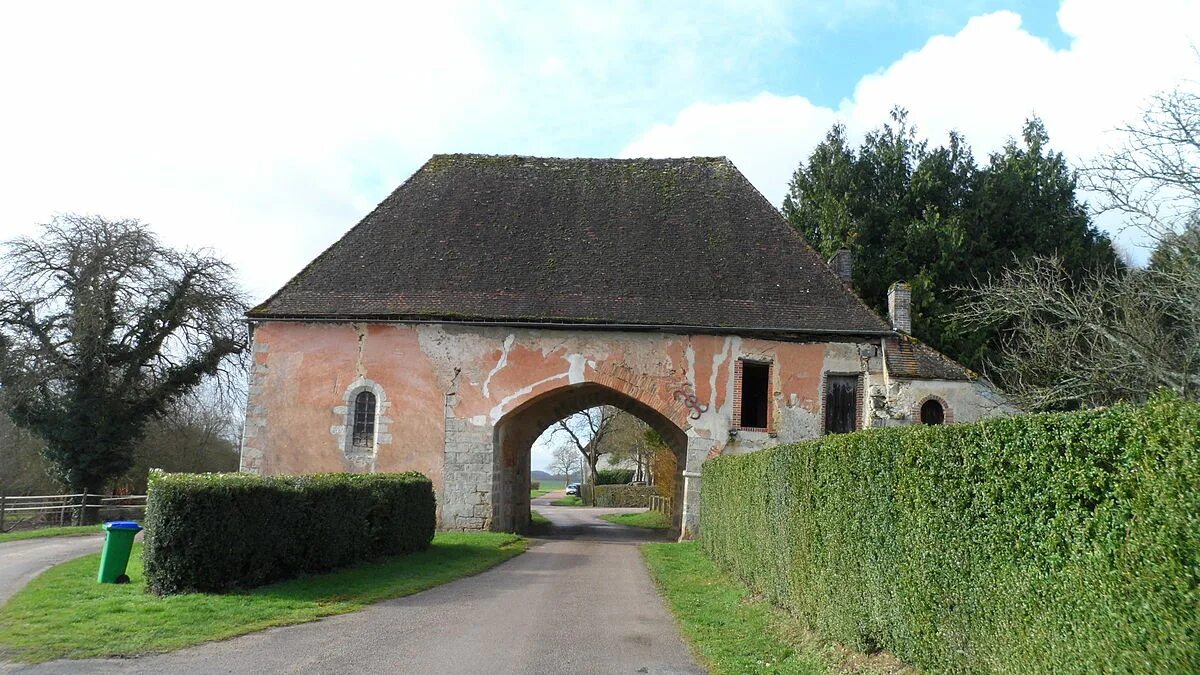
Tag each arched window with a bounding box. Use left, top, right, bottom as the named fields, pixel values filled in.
left=351, top=391, right=377, bottom=448
left=920, top=399, right=945, bottom=425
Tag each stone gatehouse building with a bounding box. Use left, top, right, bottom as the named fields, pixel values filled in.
left=240, top=154, right=1008, bottom=536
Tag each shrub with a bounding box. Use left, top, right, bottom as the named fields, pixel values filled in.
left=701, top=393, right=1200, bottom=672
left=580, top=483, right=656, bottom=507
left=530, top=480, right=541, bottom=490
left=143, top=471, right=435, bottom=595
left=596, top=468, right=635, bottom=485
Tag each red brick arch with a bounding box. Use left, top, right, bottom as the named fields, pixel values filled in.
left=914, top=394, right=954, bottom=424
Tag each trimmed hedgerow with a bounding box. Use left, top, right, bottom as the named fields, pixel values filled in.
left=701, top=393, right=1200, bottom=673
left=143, top=471, right=435, bottom=595
left=596, top=468, right=635, bottom=485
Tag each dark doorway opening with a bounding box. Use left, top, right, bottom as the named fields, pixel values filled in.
left=739, top=361, right=770, bottom=429
left=920, top=399, right=945, bottom=425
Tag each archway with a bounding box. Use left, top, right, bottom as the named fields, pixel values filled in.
left=492, top=382, right=688, bottom=534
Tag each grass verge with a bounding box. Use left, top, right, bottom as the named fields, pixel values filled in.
left=642, top=542, right=908, bottom=674
left=602, top=510, right=671, bottom=529
left=550, top=495, right=583, bottom=506
left=0, top=526, right=100, bottom=544
left=0, top=531, right=525, bottom=663
left=527, top=510, right=553, bottom=536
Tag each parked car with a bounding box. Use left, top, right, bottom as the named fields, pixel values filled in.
left=565, top=482, right=581, bottom=496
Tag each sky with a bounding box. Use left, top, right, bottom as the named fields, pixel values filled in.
left=2, top=1, right=1198, bottom=470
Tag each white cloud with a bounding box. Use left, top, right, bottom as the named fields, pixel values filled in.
left=4, top=0, right=1197, bottom=301
left=622, top=0, right=1200, bottom=258
left=0, top=1, right=490, bottom=298
left=622, top=93, right=839, bottom=208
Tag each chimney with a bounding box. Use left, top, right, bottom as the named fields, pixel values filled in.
left=827, top=249, right=852, bottom=284
left=888, top=282, right=911, bottom=333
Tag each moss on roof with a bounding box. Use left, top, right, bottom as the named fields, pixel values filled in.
left=250, top=154, right=893, bottom=336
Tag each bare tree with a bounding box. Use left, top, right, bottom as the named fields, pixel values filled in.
left=596, top=410, right=652, bottom=482
left=958, top=87, right=1200, bottom=409
left=550, top=406, right=618, bottom=503
left=549, top=444, right=578, bottom=484
left=0, top=401, right=58, bottom=497
left=956, top=256, right=1198, bottom=409
left=117, top=386, right=242, bottom=493
left=1083, top=87, right=1200, bottom=252
left=0, top=215, right=247, bottom=521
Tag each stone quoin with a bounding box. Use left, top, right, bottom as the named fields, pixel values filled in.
left=240, top=154, right=1010, bottom=538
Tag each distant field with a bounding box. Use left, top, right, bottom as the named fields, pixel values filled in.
left=530, top=480, right=566, bottom=499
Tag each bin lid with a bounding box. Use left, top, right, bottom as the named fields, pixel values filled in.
left=103, top=520, right=143, bottom=531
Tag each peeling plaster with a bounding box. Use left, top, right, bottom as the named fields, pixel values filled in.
left=482, top=334, right=514, bottom=398
left=245, top=321, right=1008, bottom=535
left=566, top=353, right=587, bottom=384
left=708, top=337, right=732, bottom=416
left=489, top=370, right=571, bottom=423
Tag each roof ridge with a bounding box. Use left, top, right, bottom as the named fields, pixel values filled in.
left=428, top=152, right=733, bottom=161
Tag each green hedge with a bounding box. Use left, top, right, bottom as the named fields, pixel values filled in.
left=143, top=471, right=435, bottom=595
left=596, top=468, right=635, bottom=485
left=701, top=393, right=1200, bottom=672
left=580, top=483, right=656, bottom=507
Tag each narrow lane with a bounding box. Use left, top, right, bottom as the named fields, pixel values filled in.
left=12, top=501, right=703, bottom=675
left=0, top=535, right=104, bottom=606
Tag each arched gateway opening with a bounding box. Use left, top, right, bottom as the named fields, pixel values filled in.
left=492, top=382, right=688, bottom=534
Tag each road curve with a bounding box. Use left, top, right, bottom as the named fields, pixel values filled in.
left=0, top=535, right=104, bottom=607
left=9, top=499, right=704, bottom=675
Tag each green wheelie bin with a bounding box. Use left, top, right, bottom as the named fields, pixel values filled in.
left=97, top=520, right=143, bottom=584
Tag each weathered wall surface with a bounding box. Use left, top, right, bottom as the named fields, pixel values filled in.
left=241, top=321, right=1005, bottom=534
left=868, top=378, right=1016, bottom=426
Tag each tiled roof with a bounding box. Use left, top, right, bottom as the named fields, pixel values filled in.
left=885, top=335, right=975, bottom=381
left=249, top=154, right=893, bottom=336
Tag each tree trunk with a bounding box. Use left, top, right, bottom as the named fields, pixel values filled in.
left=588, top=452, right=599, bottom=506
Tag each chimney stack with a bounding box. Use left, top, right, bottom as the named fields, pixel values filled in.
left=888, top=282, right=911, bottom=333
left=827, top=249, right=852, bottom=284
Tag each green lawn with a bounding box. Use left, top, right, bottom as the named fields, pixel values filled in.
left=601, top=510, right=671, bottom=529
left=530, top=510, right=550, bottom=526
left=0, top=526, right=100, bottom=544
left=550, top=495, right=584, bottom=506
left=643, top=542, right=906, bottom=674
left=0, top=531, right=526, bottom=663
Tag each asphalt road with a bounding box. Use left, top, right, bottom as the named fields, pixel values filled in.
left=0, top=535, right=105, bottom=606
left=7, top=494, right=704, bottom=674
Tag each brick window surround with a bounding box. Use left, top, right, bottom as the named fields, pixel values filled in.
left=733, top=358, right=772, bottom=431
left=915, top=395, right=955, bottom=424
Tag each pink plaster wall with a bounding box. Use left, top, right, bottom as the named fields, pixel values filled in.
left=244, top=322, right=839, bottom=497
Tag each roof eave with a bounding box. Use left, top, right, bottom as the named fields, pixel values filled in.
left=242, top=312, right=897, bottom=341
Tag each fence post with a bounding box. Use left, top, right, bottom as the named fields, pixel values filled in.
left=0, top=492, right=6, bottom=531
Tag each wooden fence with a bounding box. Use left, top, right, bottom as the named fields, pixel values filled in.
left=648, top=495, right=672, bottom=516
left=0, top=493, right=146, bottom=532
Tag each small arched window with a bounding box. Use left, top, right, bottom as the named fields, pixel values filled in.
left=920, top=399, right=945, bottom=425
left=351, top=391, right=377, bottom=448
